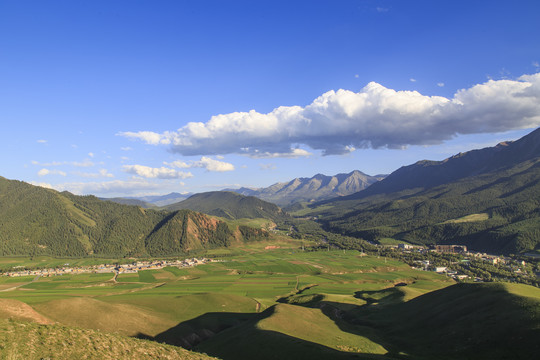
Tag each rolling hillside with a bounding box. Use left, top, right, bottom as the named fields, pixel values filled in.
left=165, top=191, right=290, bottom=222
left=230, top=170, right=385, bottom=206
left=310, top=128, right=540, bottom=254
left=0, top=318, right=217, bottom=360
left=196, top=282, right=540, bottom=360
left=0, top=177, right=267, bottom=257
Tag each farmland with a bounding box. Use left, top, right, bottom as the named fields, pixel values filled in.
left=0, top=240, right=538, bottom=359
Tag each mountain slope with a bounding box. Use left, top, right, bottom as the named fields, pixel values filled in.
left=311, top=128, right=540, bottom=254
left=348, top=127, right=540, bottom=199
left=0, top=177, right=264, bottom=257
left=231, top=170, right=385, bottom=206
left=165, top=191, right=289, bottom=222
left=358, top=282, right=540, bottom=359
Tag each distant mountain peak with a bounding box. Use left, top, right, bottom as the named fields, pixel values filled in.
left=228, top=170, right=384, bottom=206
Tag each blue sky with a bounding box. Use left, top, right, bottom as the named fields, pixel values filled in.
left=1, top=0, right=540, bottom=197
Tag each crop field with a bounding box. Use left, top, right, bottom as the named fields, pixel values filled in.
left=1, top=245, right=538, bottom=360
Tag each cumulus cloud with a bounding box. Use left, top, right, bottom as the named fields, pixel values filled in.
left=29, top=181, right=54, bottom=189
left=120, top=73, right=540, bottom=156
left=38, top=168, right=66, bottom=177
left=123, top=164, right=193, bottom=179
left=165, top=157, right=235, bottom=172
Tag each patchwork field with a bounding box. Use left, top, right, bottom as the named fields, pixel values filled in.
left=0, top=243, right=538, bottom=359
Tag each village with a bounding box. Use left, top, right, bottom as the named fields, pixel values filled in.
left=1, top=257, right=212, bottom=278
left=387, top=243, right=538, bottom=285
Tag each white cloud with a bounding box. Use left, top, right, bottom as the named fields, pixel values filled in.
left=409, top=78, right=417, bottom=82
left=37, top=139, right=47, bottom=144
left=123, top=164, right=193, bottom=179
left=246, top=148, right=312, bottom=159
left=29, top=181, right=54, bottom=189
left=38, top=168, right=66, bottom=177
left=196, top=156, right=235, bottom=172
left=88, top=152, right=94, bottom=158
left=120, top=72, right=540, bottom=156
left=31, top=159, right=94, bottom=167
left=47, top=179, right=166, bottom=196
left=75, top=169, right=114, bottom=178
left=32, top=160, right=63, bottom=166
left=437, top=82, right=445, bottom=87
left=119, top=130, right=173, bottom=145
left=121, top=147, right=133, bottom=151
left=166, top=157, right=235, bottom=172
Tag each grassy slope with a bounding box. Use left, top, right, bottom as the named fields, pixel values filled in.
left=354, top=282, right=540, bottom=360
left=0, top=319, right=217, bottom=360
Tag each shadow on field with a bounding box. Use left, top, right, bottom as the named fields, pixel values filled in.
left=136, top=311, right=257, bottom=349
left=135, top=283, right=540, bottom=360
left=192, top=307, right=398, bottom=360
left=354, top=286, right=405, bottom=305
left=289, top=283, right=540, bottom=360
left=138, top=306, right=401, bottom=360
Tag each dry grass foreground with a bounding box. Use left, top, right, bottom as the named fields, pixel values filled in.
left=0, top=319, right=218, bottom=360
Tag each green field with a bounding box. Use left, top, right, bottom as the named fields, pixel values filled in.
left=0, top=246, right=538, bottom=360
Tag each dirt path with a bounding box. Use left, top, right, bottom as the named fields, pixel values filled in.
left=0, top=275, right=40, bottom=292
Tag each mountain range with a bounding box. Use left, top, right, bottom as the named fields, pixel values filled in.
left=310, top=127, right=540, bottom=254
left=0, top=177, right=267, bottom=257
left=229, top=170, right=385, bottom=206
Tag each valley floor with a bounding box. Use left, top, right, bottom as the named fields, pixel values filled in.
left=0, top=240, right=538, bottom=359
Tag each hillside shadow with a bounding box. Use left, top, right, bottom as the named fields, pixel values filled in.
left=137, top=306, right=405, bottom=360
left=353, top=287, right=405, bottom=305
left=136, top=311, right=257, bottom=349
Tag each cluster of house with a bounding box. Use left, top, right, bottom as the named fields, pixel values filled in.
left=1, top=257, right=211, bottom=278
left=394, top=243, right=521, bottom=280
left=396, top=243, right=508, bottom=264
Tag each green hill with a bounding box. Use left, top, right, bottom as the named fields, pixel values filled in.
left=165, top=191, right=290, bottom=222
left=310, top=128, right=540, bottom=254
left=0, top=177, right=267, bottom=257
left=353, top=282, right=540, bottom=359
left=194, top=282, right=539, bottom=360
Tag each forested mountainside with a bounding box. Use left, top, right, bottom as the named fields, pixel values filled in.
left=165, top=191, right=290, bottom=222
left=230, top=170, right=385, bottom=206
left=0, top=177, right=266, bottom=257
left=311, top=128, right=540, bottom=254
